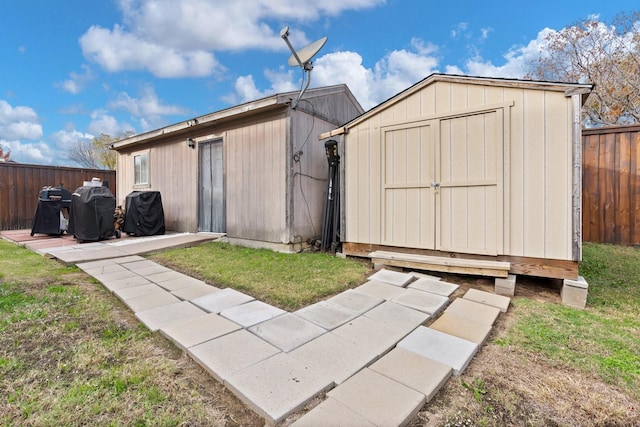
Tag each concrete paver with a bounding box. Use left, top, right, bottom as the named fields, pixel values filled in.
left=110, top=255, right=146, bottom=264
left=81, top=263, right=129, bottom=275
left=289, top=332, right=378, bottom=384
left=327, top=368, right=426, bottom=427
left=429, top=312, right=493, bottom=345
left=192, top=288, right=255, bottom=313
left=225, top=352, right=334, bottom=425
left=188, top=329, right=281, bottom=382
left=221, top=300, right=286, bottom=327
left=100, top=276, right=152, bottom=292
left=463, top=288, right=511, bottom=312
left=326, top=289, right=384, bottom=314
left=160, top=312, right=242, bottom=350
left=353, top=280, right=406, bottom=300
left=120, top=259, right=162, bottom=271
left=409, top=271, right=442, bottom=281
left=408, top=277, right=459, bottom=297
left=290, top=397, right=376, bottom=427
left=91, top=270, right=139, bottom=283
left=249, top=313, right=326, bottom=352
left=369, top=347, right=452, bottom=402
left=135, top=300, right=207, bottom=332
left=397, top=326, right=478, bottom=376
left=122, top=291, right=181, bottom=313
left=113, top=283, right=167, bottom=301
left=294, top=301, right=359, bottom=331
left=76, top=259, right=118, bottom=270
left=362, top=301, right=430, bottom=337
left=132, top=265, right=173, bottom=276
left=444, top=298, right=501, bottom=326
left=171, top=283, right=220, bottom=301
left=332, top=315, right=404, bottom=357
left=146, top=270, right=189, bottom=284
left=367, top=269, right=415, bottom=287
left=154, top=275, right=207, bottom=292
left=391, top=288, right=450, bottom=316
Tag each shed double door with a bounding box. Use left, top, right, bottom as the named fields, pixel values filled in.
left=382, top=110, right=503, bottom=255
left=198, top=138, right=226, bottom=233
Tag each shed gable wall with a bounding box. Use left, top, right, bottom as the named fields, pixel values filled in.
left=344, top=80, right=575, bottom=261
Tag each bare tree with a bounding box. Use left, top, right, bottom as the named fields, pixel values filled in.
left=526, top=12, right=640, bottom=126
left=69, top=131, right=135, bottom=170
left=0, top=146, right=10, bottom=162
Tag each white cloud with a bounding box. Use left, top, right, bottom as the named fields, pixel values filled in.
left=88, top=109, right=135, bottom=136
left=0, top=100, right=43, bottom=140
left=0, top=139, right=53, bottom=164
left=51, top=126, right=94, bottom=152
left=109, top=85, right=189, bottom=131
left=80, top=0, right=384, bottom=78
left=80, top=24, right=219, bottom=78
left=56, top=64, right=94, bottom=94
left=462, top=27, right=555, bottom=78
left=230, top=37, right=441, bottom=111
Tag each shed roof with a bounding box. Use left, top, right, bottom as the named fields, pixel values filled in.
left=111, top=84, right=360, bottom=150
left=320, top=73, right=593, bottom=139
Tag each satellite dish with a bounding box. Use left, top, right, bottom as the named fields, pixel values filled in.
left=280, top=26, right=328, bottom=109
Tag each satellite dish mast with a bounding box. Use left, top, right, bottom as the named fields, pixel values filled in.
left=280, top=26, right=327, bottom=109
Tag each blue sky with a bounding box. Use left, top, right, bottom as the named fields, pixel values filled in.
left=1, top=0, right=637, bottom=166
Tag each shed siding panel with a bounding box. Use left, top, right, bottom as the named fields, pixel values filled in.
left=343, top=78, right=578, bottom=263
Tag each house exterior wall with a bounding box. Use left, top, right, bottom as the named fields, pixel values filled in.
left=344, top=79, right=577, bottom=261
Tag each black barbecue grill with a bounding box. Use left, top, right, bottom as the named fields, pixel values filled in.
left=30, top=186, right=72, bottom=236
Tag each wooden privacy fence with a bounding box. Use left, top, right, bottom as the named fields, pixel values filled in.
left=582, top=124, right=640, bottom=245
left=0, top=163, right=116, bottom=230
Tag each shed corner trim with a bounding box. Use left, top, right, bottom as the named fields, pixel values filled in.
left=319, top=127, right=347, bottom=140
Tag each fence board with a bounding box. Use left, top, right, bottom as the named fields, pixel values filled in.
left=582, top=125, right=640, bottom=245
left=0, top=163, right=115, bottom=230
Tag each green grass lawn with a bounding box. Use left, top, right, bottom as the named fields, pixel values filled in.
left=497, top=242, right=640, bottom=399
left=149, top=241, right=372, bottom=310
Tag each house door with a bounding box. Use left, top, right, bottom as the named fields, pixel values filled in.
left=382, top=110, right=503, bottom=255
left=198, top=138, right=225, bottom=232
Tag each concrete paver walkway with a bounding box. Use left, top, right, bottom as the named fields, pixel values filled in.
left=72, top=254, right=510, bottom=426
left=3, top=230, right=511, bottom=426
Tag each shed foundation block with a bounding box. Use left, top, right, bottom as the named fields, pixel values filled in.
left=495, top=274, right=516, bottom=296
left=561, top=276, right=588, bottom=309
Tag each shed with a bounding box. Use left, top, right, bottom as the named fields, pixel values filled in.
left=321, top=74, right=592, bottom=279
left=111, top=85, right=363, bottom=251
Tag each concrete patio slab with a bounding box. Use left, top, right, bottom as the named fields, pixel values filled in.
left=113, top=283, right=167, bottom=301
left=391, top=288, right=450, bottom=316
left=248, top=313, right=326, bottom=352
left=397, top=326, right=478, bottom=376
left=463, top=288, right=511, bottom=312
left=408, top=277, right=460, bottom=297
left=326, top=289, right=384, bottom=314
left=429, top=312, right=493, bottom=345
left=290, top=397, right=376, bottom=427
left=289, top=332, right=378, bottom=384
left=221, top=300, right=286, bottom=328
left=122, top=291, right=181, bottom=313
left=154, top=275, right=206, bottom=292
left=369, top=347, right=452, bottom=402
left=100, top=276, right=152, bottom=292
left=367, top=269, right=415, bottom=287
left=354, top=280, right=406, bottom=301
left=171, top=283, right=220, bottom=301
left=188, top=330, right=280, bottom=382
left=135, top=300, right=207, bottom=332
left=362, top=301, right=430, bottom=337
left=444, top=298, right=501, bottom=326
left=332, top=316, right=402, bottom=357
left=327, top=368, right=426, bottom=427
left=225, top=352, right=334, bottom=425
left=47, top=246, right=131, bottom=264
left=191, top=288, right=255, bottom=314
left=294, top=301, right=359, bottom=331
left=160, top=313, right=242, bottom=350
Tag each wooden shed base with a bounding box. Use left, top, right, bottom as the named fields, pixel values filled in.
left=343, top=243, right=579, bottom=280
